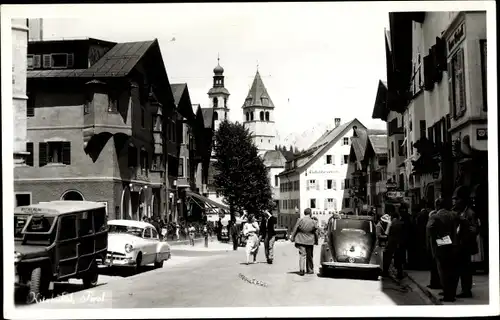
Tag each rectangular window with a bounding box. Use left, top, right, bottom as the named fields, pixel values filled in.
left=332, top=180, right=337, bottom=190
left=307, top=179, right=316, bottom=190
left=448, top=47, right=466, bottom=119
left=274, top=175, right=279, bottom=187
left=140, top=149, right=148, bottom=176
left=42, top=54, right=52, bottom=68
left=326, top=155, right=332, bottom=164
left=26, top=142, right=34, bottom=167
left=391, top=142, right=395, bottom=158
left=38, top=141, right=71, bottom=166
left=178, top=158, right=184, bottom=177
left=310, top=199, right=316, bottom=209
left=341, top=180, right=345, bottom=190
left=84, top=92, right=91, bottom=115
left=419, top=120, right=426, bottom=139
left=343, top=137, right=349, bottom=145
left=128, top=146, right=137, bottom=167
left=344, top=155, right=349, bottom=164
left=326, top=198, right=335, bottom=209
left=480, top=39, right=487, bottom=111
left=51, top=53, right=69, bottom=68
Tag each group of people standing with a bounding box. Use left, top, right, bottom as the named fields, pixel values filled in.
left=376, top=185, right=481, bottom=303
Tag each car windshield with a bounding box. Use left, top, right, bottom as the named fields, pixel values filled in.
left=335, top=219, right=371, bottom=234
left=14, top=214, right=30, bottom=239
left=21, top=216, right=57, bottom=246
left=108, top=224, right=143, bottom=237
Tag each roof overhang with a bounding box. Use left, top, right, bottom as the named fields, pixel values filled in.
left=372, top=80, right=388, bottom=121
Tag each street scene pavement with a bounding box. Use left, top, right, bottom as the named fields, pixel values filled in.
left=19, top=240, right=432, bottom=309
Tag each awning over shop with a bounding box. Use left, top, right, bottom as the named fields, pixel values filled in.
left=185, top=190, right=229, bottom=215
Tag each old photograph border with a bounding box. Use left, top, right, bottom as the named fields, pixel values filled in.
left=2, top=1, right=498, bottom=319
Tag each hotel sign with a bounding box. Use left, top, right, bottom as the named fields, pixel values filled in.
left=477, top=128, right=487, bottom=140
left=447, top=21, right=465, bottom=55
left=307, top=170, right=336, bottom=175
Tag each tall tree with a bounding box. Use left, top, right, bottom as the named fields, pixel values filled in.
left=213, top=120, right=273, bottom=219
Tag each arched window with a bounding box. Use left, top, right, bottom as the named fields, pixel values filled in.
left=246, top=112, right=250, bottom=121
left=250, top=112, right=254, bottom=121
left=213, top=97, right=218, bottom=108
left=260, top=111, right=264, bottom=121
left=213, top=111, right=219, bottom=121
left=224, top=97, right=227, bottom=108
left=61, top=190, right=85, bottom=201
left=265, top=112, right=270, bottom=121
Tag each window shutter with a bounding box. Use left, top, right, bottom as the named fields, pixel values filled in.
left=423, top=54, right=434, bottom=91
left=67, top=53, right=74, bottom=68
left=324, top=180, right=327, bottom=190
left=42, top=54, right=52, bottom=68
left=333, top=180, right=337, bottom=190
left=447, top=61, right=455, bottom=118
left=316, top=183, right=320, bottom=190
left=27, top=93, right=35, bottom=117
left=39, top=142, right=48, bottom=167
left=431, top=45, right=443, bottom=82
left=26, top=142, right=34, bottom=167
left=33, top=55, right=41, bottom=68
left=62, top=142, right=71, bottom=165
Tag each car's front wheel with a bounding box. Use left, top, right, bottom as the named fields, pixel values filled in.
left=135, top=253, right=143, bottom=273
left=82, top=260, right=99, bottom=289
left=27, top=267, right=49, bottom=304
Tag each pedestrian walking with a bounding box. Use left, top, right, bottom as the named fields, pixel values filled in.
left=382, top=204, right=403, bottom=278
left=426, top=203, right=442, bottom=289
left=229, top=217, right=239, bottom=250
left=452, top=185, right=480, bottom=298
left=262, top=210, right=277, bottom=264
left=428, top=197, right=459, bottom=302
left=203, top=223, right=209, bottom=248
left=290, top=208, right=319, bottom=276
left=188, top=224, right=196, bottom=246
left=175, top=223, right=180, bottom=241
left=243, top=215, right=260, bottom=264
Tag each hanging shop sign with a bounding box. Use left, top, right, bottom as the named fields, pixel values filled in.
left=447, top=21, right=465, bottom=55
left=476, top=128, right=487, bottom=141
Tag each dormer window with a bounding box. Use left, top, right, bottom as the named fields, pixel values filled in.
left=42, top=53, right=74, bottom=69
left=261, top=97, right=269, bottom=105
left=259, top=111, right=264, bottom=121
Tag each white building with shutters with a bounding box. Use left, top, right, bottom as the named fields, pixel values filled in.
left=278, top=118, right=366, bottom=230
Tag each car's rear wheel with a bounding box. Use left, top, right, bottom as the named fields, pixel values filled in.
left=82, top=260, right=99, bottom=289
left=154, top=255, right=164, bottom=269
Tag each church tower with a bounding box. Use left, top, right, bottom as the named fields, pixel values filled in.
left=208, top=56, right=230, bottom=131
left=242, top=69, right=277, bottom=155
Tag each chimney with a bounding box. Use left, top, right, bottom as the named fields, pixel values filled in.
left=28, top=18, right=44, bottom=41
left=334, top=118, right=341, bottom=128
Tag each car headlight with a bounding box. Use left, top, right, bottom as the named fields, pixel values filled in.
left=125, top=244, right=133, bottom=253
left=14, top=251, right=22, bottom=264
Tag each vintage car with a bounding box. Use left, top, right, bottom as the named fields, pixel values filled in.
left=14, top=201, right=108, bottom=304
left=319, top=215, right=381, bottom=279
left=105, top=220, right=171, bottom=271
left=274, top=227, right=289, bottom=241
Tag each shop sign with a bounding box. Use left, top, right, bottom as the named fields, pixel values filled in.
left=308, top=169, right=335, bottom=175
left=386, top=191, right=405, bottom=199
left=476, top=128, right=487, bottom=140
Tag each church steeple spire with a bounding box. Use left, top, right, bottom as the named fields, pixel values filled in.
left=208, top=55, right=230, bottom=130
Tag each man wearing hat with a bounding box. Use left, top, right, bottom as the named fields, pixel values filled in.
left=452, top=185, right=480, bottom=298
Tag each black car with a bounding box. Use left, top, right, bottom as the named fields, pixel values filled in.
left=319, top=215, right=381, bottom=279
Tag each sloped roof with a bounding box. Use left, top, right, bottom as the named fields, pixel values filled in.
left=80, top=40, right=156, bottom=77
left=351, top=128, right=370, bottom=162
left=368, top=135, right=388, bottom=155
left=280, top=118, right=365, bottom=176
left=171, top=83, right=187, bottom=106
left=208, top=86, right=230, bottom=96
left=372, top=80, right=389, bottom=121
left=263, top=150, right=286, bottom=168
left=201, top=108, right=214, bottom=128
left=242, top=70, right=275, bottom=108
left=27, top=69, right=86, bottom=78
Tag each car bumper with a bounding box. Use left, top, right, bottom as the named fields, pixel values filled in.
left=322, top=261, right=381, bottom=270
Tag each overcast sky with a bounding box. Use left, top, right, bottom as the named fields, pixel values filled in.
left=27, top=3, right=390, bottom=140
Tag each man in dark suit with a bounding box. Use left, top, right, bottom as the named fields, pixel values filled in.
left=262, top=210, right=278, bottom=264
left=426, top=203, right=442, bottom=289
left=428, top=197, right=459, bottom=302
left=452, top=186, right=479, bottom=298
left=290, top=208, right=319, bottom=276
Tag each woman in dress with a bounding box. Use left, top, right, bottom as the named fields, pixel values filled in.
left=243, top=215, right=260, bottom=264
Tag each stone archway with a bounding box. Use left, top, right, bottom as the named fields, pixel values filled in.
left=61, top=190, right=85, bottom=201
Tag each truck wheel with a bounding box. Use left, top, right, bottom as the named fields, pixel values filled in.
left=82, top=261, right=99, bottom=289
left=27, top=267, right=48, bottom=304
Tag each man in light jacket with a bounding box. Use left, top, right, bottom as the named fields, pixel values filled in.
left=290, top=208, right=319, bottom=276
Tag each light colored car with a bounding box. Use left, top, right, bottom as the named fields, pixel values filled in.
left=104, top=220, right=171, bottom=271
